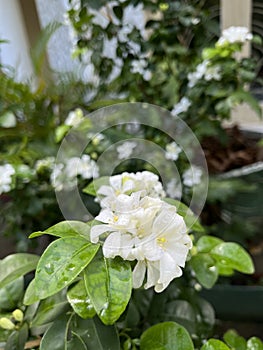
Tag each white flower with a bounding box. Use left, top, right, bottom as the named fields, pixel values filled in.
left=0, top=164, right=15, bottom=194
left=131, top=59, right=151, bottom=81
left=123, top=3, right=146, bottom=37
left=166, top=178, right=182, bottom=199
left=35, top=157, right=55, bottom=172
left=102, top=37, right=118, bottom=60
left=165, top=142, right=182, bottom=161
left=171, top=97, right=191, bottom=116
left=217, top=26, right=253, bottom=46
left=65, top=108, right=84, bottom=126
left=88, top=133, right=105, bottom=146
left=183, top=166, right=203, bottom=187
left=187, top=60, right=221, bottom=87
left=117, top=141, right=137, bottom=160
left=50, top=155, right=99, bottom=191
left=97, top=171, right=165, bottom=209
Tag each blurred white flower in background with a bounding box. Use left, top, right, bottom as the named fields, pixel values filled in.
left=165, top=141, right=182, bottom=161
left=131, top=59, right=152, bottom=81
left=65, top=108, right=84, bottom=127
left=166, top=178, right=182, bottom=199
left=0, top=164, right=15, bottom=195
left=117, top=141, right=137, bottom=160
left=171, top=97, right=191, bottom=116
left=183, top=166, right=203, bottom=187
left=187, top=60, right=221, bottom=88
left=217, top=26, right=253, bottom=46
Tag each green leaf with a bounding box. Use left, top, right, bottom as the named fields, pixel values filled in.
left=140, top=322, right=194, bottom=350
left=223, top=329, right=246, bottom=350
left=82, top=176, right=109, bottom=197
left=55, top=124, right=70, bottom=143
left=190, top=254, right=218, bottom=288
left=196, top=236, right=224, bottom=253
left=211, top=242, right=254, bottom=274
left=0, top=254, right=39, bottom=289
left=84, top=255, right=132, bottom=325
left=0, top=277, right=24, bottom=311
left=23, top=279, right=39, bottom=306
left=201, top=339, right=231, bottom=350
left=35, top=237, right=99, bottom=299
left=247, top=337, right=263, bottom=350
left=29, top=220, right=91, bottom=239
left=67, top=279, right=96, bottom=319
left=74, top=316, right=120, bottom=350
left=39, top=314, right=69, bottom=350
left=31, top=289, right=69, bottom=326
left=5, top=324, right=28, bottom=350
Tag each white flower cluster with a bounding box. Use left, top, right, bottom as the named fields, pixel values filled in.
left=171, top=97, right=191, bottom=116
left=51, top=155, right=99, bottom=191
left=131, top=59, right=152, bottom=81
left=187, top=60, right=221, bottom=88
left=217, top=26, right=253, bottom=46
left=91, top=171, right=192, bottom=292
left=0, top=164, right=15, bottom=195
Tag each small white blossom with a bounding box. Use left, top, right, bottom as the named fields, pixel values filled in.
left=65, top=108, right=84, bottom=126
left=131, top=59, right=151, bottom=80
left=117, top=141, right=137, bottom=160
left=88, top=133, right=105, bottom=146
left=35, top=157, right=55, bottom=172
left=102, top=37, right=118, bottom=60
left=187, top=60, right=221, bottom=87
left=183, top=166, right=203, bottom=187
left=166, top=178, right=182, bottom=199
left=165, top=142, right=182, bottom=161
left=217, top=26, right=253, bottom=46
left=123, top=3, right=146, bottom=37
left=0, top=164, right=15, bottom=194
left=171, top=97, right=191, bottom=116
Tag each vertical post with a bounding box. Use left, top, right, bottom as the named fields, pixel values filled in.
left=221, top=0, right=252, bottom=57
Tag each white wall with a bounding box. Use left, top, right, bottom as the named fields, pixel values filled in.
left=0, top=0, right=34, bottom=81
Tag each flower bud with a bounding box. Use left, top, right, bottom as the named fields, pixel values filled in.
left=0, top=317, right=15, bottom=330
left=12, top=309, right=24, bottom=322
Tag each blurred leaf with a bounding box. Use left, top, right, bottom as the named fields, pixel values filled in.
left=5, top=324, right=28, bottom=350
left=196, top=236, right=223, bottom=253
left=0, top=277, right=24, bottom=311
left=201, top=339, right=231, bottom=350
left=140, top=322, right=194, bottom=350
left=223, top=329, right=246, bottom=350
left=0, top=254, right=39, bottom=289
left=35, top=237, right=99, bottom=299
left=247, top=337, right=263, bottom=349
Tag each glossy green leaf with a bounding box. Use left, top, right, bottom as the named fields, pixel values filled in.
left=140, top=321, right=194, bottom=350
left=201, top=339, right=231, bottom=350
left=82, top=176, right=109, bottom=197
left=35, top=237, right=99, bottom=299
left=211, top=242, right=254, bottom=274
left=247, top=337, right=263, bottom=350
left=0, top=277, right=24, bottom=311
left=31, top=289, right=69, bottom=326
left=190, top=254, right=218, bottom=288
left=223, top=329, right=246, bottom=350
left=67, top=279, right=96, bottom=319
left=5, top=324, right=28, bottom=350
left=29, top=220, right=91, bottom=239
left=0, top=254, right=39, bottom=289
left=84, top=255, right=132, bottom=325
left=196, top=236, right=224, bottom=253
